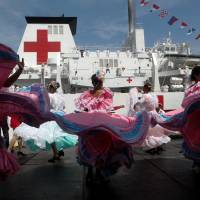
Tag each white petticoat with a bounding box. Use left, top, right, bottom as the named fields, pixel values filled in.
left=14, top=121, right=78, bottom=151
left=142, top=125, right=171, bottom=150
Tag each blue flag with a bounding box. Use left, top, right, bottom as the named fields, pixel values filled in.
left=168, top=16, right=178, bottom=25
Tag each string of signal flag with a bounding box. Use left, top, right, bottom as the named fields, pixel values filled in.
left=140, top=0, right=200, bottom=40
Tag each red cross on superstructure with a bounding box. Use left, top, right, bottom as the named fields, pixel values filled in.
left=127, top=77, right=133, bottom=83
left=24, top=29, right=61, bottom=64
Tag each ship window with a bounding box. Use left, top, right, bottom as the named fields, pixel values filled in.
left=99, top=59, right=103, bottom=68
left=53, top=25, right=58, bottom=34
left=48, top=25, right=52, bottom=34
left=104, top=59, right=109, bottom=67
left=165, top=47, right=170, bottom=51
left=114, top=59, right=118, bottom=67
left=109, top=59, right=113, bottom=68
left=59, top=25, right=63, bottom=34
left=171, top=47, right=176, bottom=51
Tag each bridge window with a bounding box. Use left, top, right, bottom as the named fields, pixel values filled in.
left=59, top=25, right=63, bottom=34
left=99, top=59, right=118, bottom=68
left=48, top=25, right=52, bottom=34
left=109, top=59, right=113, bottom=68
left=53, top=25, right=58, bottom=34
left=165, top=47, right=170, bottom=51
left=171, top=47, right=176, bottom=51
left=99, top=59, right=103, bottom=68
left=114, top=59, right=118, bottom=67
left=104, top=59, right=109, bottom=67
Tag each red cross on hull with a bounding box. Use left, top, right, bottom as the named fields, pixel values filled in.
left=127, top=77, right=133, bottom=83
left=24, top=30, right=61, bottom=64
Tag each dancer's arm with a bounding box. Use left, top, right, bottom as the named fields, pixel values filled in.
left=4, top=58, right=24, bottom=87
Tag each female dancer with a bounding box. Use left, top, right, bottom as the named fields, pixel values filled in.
left=75, top=73, right=113, bottom=112
left=149, top=66, right=200, bottom=172
left=13, top=81, right=78, bottom=162
left=74, top=74, right=143, bottom=184
left=75, top=73, right=114, bottom=183
left=127, top=83, right=171, bottom=154
left=181, top=66, right=200, bottom=172
left=0, top=44, right=24, bottom=179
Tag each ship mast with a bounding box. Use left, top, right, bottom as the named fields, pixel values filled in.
left=128, top=0, right=136, bottom=52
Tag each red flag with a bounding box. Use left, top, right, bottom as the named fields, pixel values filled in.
left=150, top=4, right=160, bottom=12
left=180, top=22, right=188, bottom=29
left=152, top=4, right=160, bottom=10
left=195, top=34, right=200, bottom=40
left=140, top=0, right=149, bottom=7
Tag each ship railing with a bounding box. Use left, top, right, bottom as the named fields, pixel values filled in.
left=77, top=46, right=132, bottom=52
left=61, top=46, right=151, bottom=55
left=133, top=73, right=146, bottom=77
left=76, top=46, right=148, bottom=54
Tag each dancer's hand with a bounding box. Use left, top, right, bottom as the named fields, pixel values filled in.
left=17, top=58, right=24, bottom=71
left=137, top=87, right=142, bottom=93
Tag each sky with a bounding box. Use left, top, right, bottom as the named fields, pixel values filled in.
left=0, top=0, right=200, bottom=53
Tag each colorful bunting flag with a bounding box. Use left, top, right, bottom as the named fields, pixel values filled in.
left=195, top=34, right=200, bottom=40
left=140, top=0, right=149, bottom=7
left=187, top=28, right=196, bottom=35
left=159, top=10, right=168, bottom=19
left=168, top=16, right=178, bottom=25
left=140, top=2, right=198, bottom=40
left=150, top=4, right=160, bottom=12
left=180, top=22, right=188, bottom=29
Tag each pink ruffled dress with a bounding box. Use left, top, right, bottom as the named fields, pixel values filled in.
left=0, top=44, right=21, bottom=180
left=181, top=82, right=200, bottom=153
left=74, top=88, right=136, bottom=175
left=127, top=88, right=171, bottom=150
left=140, top=94, right=171, bottom=150
left=0, top=88, right=20, bottom=181
left=0, top=149, right=20, bottom=181
left=74, top=88, right=113, bottom=112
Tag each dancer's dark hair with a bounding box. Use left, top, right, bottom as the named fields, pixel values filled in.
left=190, top=66, right=200, bottom=81
left=143, top=82, right=152, bottom=92
left=91, top=74, right=103, bottom=89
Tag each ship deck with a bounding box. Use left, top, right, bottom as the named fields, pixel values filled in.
left=0, top=138, right=199, bottom=200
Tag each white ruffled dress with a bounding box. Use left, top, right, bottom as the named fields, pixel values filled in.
left=14, top=92, right=78, bottom=151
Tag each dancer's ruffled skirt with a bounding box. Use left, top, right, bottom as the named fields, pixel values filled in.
left=14, top=121, right=78, bottom=151
left=77, top=129, right=134, bottom=176
left=0, top=149, right=20, bottom=180
left=182, top=142, right=200, bottom=163
left=142, top=125, right=171, bottom=150
left=58, top=111, right=149, bottom=175
left=153, top=98, right=200, bottom=162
